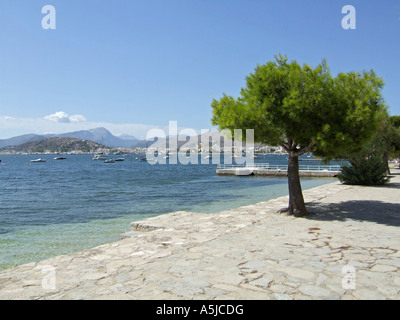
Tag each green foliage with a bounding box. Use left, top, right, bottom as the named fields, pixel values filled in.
left=211, top=55, right=387, bottom=215
left=211, top=54, right=386, bottom=159
left=389, top=115, right=400, bottom=158
left=340, top=113, right=400, bottom=174
left=390, top=115, right=400, bottom=128
left=337, top=157, right=390, bottom=185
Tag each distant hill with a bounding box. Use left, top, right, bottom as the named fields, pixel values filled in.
left=145, top=130, right=269, bottom=151
left=0, top=134, right=46, bottom=148
left=0, top=137, right=108, bottom=153
left=118, top=134, right=139, bottom=140
left=0, top=128, right=140, bottom=149
left=45, top=128, right=140, bottom=148
left=146, top=130, right=233, bottom=150
left=0, top=129, right=269, bottom=153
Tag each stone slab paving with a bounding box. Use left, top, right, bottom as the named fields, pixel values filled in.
left=1, top=171, right=400, bottom=300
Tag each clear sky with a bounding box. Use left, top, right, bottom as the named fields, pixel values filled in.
left=0, top=0, right=400, bottom=139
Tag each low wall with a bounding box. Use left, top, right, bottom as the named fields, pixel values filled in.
left=216, top=169, right=339, bottom=177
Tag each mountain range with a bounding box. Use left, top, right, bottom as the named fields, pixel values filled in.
left=0, top=128, right=264, bottom=151
left=0, top=128, right=142, bottom=149
left=2, top=137, right=108, bottom=153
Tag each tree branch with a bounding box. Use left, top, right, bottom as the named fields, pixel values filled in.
left=281, top=139, right=292, bottom=153
left=281, top=144, right=290, bottom=153
left=291, top=141, right=314, bottom=157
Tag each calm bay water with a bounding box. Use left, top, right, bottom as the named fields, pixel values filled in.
left=0, top=154, right=335, bottom=270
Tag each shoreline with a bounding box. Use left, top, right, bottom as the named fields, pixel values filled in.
left=0, top=171, right=399, bottom=300
left=0, top=174, right=334, bottom=272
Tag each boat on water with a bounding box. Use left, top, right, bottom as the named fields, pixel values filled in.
left=104, top=159, right=115, bottom=163
left=114, top=158, right=125, bottom=162
left=30, top=158, right=46, bottom=163
left=234, top=168, right=254, bottom=176
left=93, top=154, right=108, bottom=160
left=54, top=157, right=67, bottom=160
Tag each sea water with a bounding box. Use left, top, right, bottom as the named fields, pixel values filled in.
left=0, top=154, right=336, bottom=270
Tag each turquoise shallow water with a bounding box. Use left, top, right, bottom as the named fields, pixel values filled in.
left=0, top=154, right=336, bottom=271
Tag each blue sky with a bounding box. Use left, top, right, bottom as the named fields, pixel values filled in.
left=0, top=0, right=400, bottom=139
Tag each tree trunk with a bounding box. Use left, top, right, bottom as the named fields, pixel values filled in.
left=382, top=151, right=390, bottom=175
left=287, top=153, right=308, bottom=217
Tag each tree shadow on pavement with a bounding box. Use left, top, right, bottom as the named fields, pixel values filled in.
left=305, top=200, right=400, bottom=227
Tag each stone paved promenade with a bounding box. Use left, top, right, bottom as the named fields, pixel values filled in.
left=1, top=171, right=400, bottom=300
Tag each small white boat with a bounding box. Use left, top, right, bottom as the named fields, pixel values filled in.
left=31, top=158, right=46, bottom=163
left=104, top=159, right=115, bottom=163
left=54, top=157, right=67, bottom=160
left=93, top=155, right=108, bottom=160
left=234, top=168, right=254, bottom=176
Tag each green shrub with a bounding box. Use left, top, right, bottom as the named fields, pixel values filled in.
left=337, top=158, right=390, bottom=185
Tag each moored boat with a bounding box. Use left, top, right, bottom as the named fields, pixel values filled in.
left=93, top=154, right=108, bottom=160
left=30, top=158, right=46, bottom=163
left=234, top=168, right=254, bottom=176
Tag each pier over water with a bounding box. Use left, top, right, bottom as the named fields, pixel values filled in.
left=216, top=163, right=341, bottom=177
